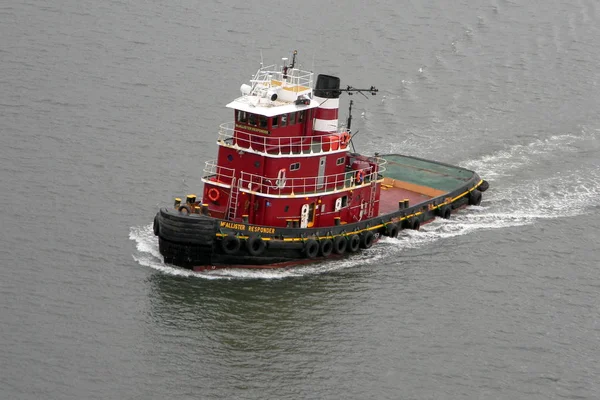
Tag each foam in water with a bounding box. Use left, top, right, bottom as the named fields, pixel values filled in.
left=461, top=132, right=594, bottom=181
left=130, top=130, right=600, bottom=279
left=129, top=224, right=395, bottom=280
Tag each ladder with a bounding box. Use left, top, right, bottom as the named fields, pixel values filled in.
left=227, top=177, right=240, bottom=221
left=368, top=178, right=377, bottom=218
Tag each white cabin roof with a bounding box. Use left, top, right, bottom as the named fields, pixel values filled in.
left=226, top=96, right=319, bottom=117
left=225, top=62, right=320, bottom=117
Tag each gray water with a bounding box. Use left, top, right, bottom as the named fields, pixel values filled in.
left=2, top=0, right=600, bottom=399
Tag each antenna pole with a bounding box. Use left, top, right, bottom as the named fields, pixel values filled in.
left=339, top=86, right=376, bottom=153
left=347, top=100, right=353, bottom=132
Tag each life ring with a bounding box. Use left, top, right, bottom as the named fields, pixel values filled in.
left=221, top=234, right=241, bottom=255
left=319, top=239, right=333, bottom=257
left=208, top=188, right=220, bottom=202
left=468, top=189, right=482, bottom=206
left=386, top=223, right=399, bottom=238
left=246, top=236, right=266, bottom=256
left=340, top=132, right=350, bottom=148
left=360, top=231, right=374, bottom=249
left=355, top=169, right=365, bottom=184
left=178, top=204, right=192, bottom=214
left=304, top=239, right=319, bottom=259
left=333, top=236, right=347, bottom=254
left=348, top=235, right=360, bottom=252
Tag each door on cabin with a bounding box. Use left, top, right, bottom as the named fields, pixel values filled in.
left=317, top=156, right=326, bottom=189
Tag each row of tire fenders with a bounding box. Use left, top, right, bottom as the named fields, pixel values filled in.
left=218, top=217, right=420, bottom=259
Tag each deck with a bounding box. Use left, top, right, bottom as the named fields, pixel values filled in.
left=377, top=154, right=475, bottom=215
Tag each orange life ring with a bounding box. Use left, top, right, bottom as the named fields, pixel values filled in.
left=355, top=169, right=365, bottom=184
left=207, top=187, right=220, bottom=202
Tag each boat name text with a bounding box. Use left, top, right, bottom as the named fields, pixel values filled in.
left=235, top=124, right=269, bottom=135
left=220, top=221, right=276, bottom=234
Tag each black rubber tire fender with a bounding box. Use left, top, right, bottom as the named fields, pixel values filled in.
left=319, top=239, right=333, bottom=257
left=304, top=239, right=319, bottom=259
left=441, top=206, right=451, bottom=219
left=348, top=235, right=360, bottom=253
left=246, top=236, right=266, bottom=256
left=221, top=234, right=241, bottom=255
left=469, top=189, right=482, bottom=206
left=386, top=223, right=399, bottom=238
left=412, top=219, right=421, bottom=230
left=360, top=231, right=374, bottom=249
left=153, top=214, right=160, bottom=236
left=333, top=236, right=347, bottom=254
left=478, top=180, right=489, bottom=192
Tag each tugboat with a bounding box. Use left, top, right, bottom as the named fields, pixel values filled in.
left=153, top=51, right=489, bottom=271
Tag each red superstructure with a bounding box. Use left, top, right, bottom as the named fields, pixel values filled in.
left=200, top=52, right=383, bottom=229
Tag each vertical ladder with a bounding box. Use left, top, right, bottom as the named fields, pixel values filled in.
left=227, top=177, right=240, bottom=221
left=368, top=179, right=377, bottom=218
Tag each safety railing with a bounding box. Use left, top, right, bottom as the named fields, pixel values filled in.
left=249, top=64, right=313, bottom=94
left=201, top=160, right=235, bottom=186
left=239, top=157, right=387, bottom=197
left=218, top=123, right=350, bottom=156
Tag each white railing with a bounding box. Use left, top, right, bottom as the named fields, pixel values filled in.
left=201, top=160, right=235, bottom=186
left=218, top=122, right=349, bottom=156
left=239, top=157, right=387, bottom=197
left=249, top=64, right=313, bottom=95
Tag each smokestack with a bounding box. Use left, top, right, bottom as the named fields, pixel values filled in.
left=313, top=74, right=341, bottom=135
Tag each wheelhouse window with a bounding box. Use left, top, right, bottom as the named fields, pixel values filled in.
left=290, top=162, right=300, bottom=171
left=248, top=113, right=257, bottom=126
left=289, top=112, right=296, bottom=125
left=336, top=157, right=345, bottom=166
left=298, top=110, right=305, bottom=123
left=259, top=115, right=267, bottom=128
left=237, top=110, right=248, bottom=123
left=281, top=114, right=287, bottom=127
left=272, top=116, right=279, bottom=128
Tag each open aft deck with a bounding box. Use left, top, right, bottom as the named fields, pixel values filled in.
left=377, top=154, right=476, bottom=215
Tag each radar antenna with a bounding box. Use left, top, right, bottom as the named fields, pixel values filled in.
left=341, top=85, right=377, bottom=152
left=339, top=85, right=378, bottom=97
left=283, top=50, right=298, bottom=80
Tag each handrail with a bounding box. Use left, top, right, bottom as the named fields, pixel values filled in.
left=201, top=160, right=235, bottom=186
left=249, top=64, right=313, bottom=94
left=218, top=122, right=350, bottom=156
left=239, top=158, right=387, bottom=197
left=201, top=155, right=387, bottom=198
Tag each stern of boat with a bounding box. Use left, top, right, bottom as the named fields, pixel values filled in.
left=153, top=208, right=218, bottom=268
